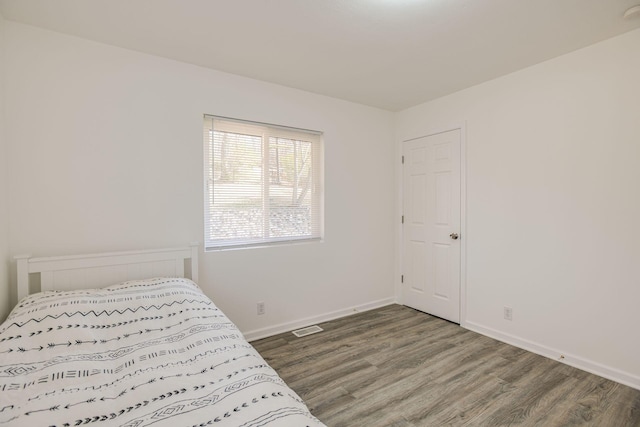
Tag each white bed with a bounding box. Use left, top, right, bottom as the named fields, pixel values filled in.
left=1, top=244, right=325, bottom=426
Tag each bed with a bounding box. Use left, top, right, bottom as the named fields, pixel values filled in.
left=1, top=244, right=325, bottom=426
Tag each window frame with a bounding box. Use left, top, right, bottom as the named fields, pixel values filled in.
left=203, top=115, right=324, bottom=251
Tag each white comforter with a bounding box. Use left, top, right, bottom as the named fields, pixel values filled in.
left=0, top=278, right=324, bottom=427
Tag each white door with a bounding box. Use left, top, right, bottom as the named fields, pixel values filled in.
left=402, top=129, right=461, bottom=323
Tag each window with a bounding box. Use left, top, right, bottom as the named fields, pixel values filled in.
left=203, top=115, right=323, bottom=250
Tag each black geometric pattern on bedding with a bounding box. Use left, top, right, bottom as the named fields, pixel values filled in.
left=0, top=277, right=325, bottom=426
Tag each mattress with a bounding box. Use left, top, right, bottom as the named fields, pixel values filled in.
left=0, top=278, right=325, bottom=426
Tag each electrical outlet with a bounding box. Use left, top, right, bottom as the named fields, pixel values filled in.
left=504, top=306, right=513, bottom=321
left=257, top=302, right=265, bottom=316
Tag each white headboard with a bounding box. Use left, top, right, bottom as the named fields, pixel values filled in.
left=14, top=243, right=199, bottom=302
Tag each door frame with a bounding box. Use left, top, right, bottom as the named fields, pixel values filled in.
left=396, top=123, right=467, bottom=327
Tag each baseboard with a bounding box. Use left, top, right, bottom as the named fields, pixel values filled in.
left=465, top=320, right=640, bottom=391
left=243, top=297, right=397, bottom=342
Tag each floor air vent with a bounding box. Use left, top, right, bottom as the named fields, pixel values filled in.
left=292, top=325, right=323, bottom=338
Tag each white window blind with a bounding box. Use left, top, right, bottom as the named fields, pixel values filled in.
left=203, top=115, right=323, bottom=250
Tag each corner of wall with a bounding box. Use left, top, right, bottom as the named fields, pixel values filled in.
left=0, top=12, right=10, bottom=321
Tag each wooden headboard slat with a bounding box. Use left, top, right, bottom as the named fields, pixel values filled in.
left=14, top=243, right=199, bottom=302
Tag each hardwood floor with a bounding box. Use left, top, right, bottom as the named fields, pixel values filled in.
left=252, top=304, right=640, bottom=426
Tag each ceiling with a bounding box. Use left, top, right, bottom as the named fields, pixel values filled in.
left=1, top=0, right=640, bottom=111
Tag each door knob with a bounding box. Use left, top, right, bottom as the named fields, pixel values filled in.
left=450, top=233, right=459, bottom=240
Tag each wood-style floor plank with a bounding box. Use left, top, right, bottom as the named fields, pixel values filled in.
left=252, top=304, right=640, bottom=427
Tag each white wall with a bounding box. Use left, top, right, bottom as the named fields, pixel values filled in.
left=0, top=13, right=9, bottom=321
left=397, top=28, right=640, bottom=388
left=4, top=21, right=396, bottom=333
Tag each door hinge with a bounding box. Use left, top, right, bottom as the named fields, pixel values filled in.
left=401, top=275, right=404, bottom=283
left=401, top=215, right=404, bottom=224
left=402, top=155, right=404, bottom=164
